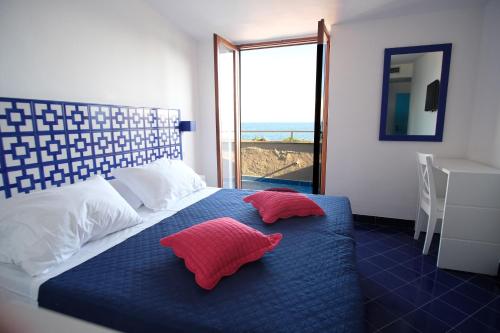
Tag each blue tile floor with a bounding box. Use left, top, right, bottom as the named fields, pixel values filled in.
left=354, top=220, right=500, bottom=333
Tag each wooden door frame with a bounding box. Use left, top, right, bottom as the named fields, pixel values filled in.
left=213, top=34, right=241, bottom=188
left=312, top=19, right=331, bottom=194
left=319, top=19, right=330, bottom=194
left=238, top=36, right=317, bottom=50
left=214, top=32, right=330, bottom=191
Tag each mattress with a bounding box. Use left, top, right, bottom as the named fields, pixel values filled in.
left=0, top=187, right=221, bottom=304
left=38, top=189, right=363, bottom=333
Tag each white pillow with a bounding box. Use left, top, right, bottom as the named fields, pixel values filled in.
left=0, top=175, right=143, bottom=276
left=112, top=158, right=206, bottom=210
left=108, top=179, right=143, bottom=209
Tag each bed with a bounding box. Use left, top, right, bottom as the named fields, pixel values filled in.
left=0, top=97, right=363, bottom=333
left=37, top=189, right=362, bottom=332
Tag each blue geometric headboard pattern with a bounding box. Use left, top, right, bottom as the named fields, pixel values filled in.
left=0, top=97, right=182, bottom=199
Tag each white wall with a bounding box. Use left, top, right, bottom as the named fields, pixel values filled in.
left=326, top=6, right=483, bottom=219
left=407, top=52, right=442, bottom=135
left=466, top=0, right=500, bottom=169
left=194, top=4, right=491, bottom=221
left=0, top=0, right=200, bottom=169
left=196, top=39, right=219, bottom=185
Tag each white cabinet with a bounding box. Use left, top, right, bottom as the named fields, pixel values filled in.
left=434, top=158, right=500, bottom=275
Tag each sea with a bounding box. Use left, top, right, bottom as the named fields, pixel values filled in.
left=241, top=122, right=314, bottom=141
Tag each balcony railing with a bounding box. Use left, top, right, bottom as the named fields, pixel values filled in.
left=241, top=130, right=314, bottom=141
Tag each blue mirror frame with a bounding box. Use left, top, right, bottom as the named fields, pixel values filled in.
left=379, top=43, right=452, bottom=141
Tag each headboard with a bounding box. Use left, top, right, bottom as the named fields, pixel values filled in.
left=0, top=97, right=182, bottom=199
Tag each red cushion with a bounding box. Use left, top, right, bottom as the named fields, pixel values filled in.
left=244, top=191, right=325, bottom=224
left=160, top=217, right=282, bottom=290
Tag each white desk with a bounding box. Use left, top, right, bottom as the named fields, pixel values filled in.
left=433, top=158, right=500, bottom=275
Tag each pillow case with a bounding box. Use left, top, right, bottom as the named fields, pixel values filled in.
left=0, top=175, right=143, bottom=276
left=160, top=217, right=282, bottom=290
left=244, top=191, right=325, bottom=224
left=112, top=158, right=206, bottom=210
left=109, top=179, right=143, bottom=209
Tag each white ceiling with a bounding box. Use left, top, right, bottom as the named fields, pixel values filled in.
left=145, top=0, right=486, bottom=43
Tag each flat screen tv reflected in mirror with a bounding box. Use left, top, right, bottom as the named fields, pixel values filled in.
left=425, top=79, right=440, bottom=112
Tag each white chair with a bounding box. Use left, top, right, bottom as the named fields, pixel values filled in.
left=414, top=153, right=445, bottom=255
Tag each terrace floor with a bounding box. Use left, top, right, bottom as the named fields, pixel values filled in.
left=241, top=176, right=313, bottom=193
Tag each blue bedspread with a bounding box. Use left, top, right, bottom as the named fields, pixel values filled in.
left=39, top=189, right=363, bottom=333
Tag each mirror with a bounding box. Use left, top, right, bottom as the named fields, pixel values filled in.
left=379, top=44, right=452, bottom=141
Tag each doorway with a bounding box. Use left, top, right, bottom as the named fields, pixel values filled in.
left=214, top=20, right=330, bottom=194
left=240, top=44, right=317, bottom=193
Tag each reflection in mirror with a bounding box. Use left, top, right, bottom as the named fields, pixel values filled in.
left=386, top=52, right=442, bottom=136
left=379, top=44, right=451, bottom=142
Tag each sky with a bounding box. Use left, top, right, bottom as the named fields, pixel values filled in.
left=240, top=44, right=317, bottom=123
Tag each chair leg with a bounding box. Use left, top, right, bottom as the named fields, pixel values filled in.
left=422, top=213, right=437, bottom=255
left=414, top=206, right=422, bottom=240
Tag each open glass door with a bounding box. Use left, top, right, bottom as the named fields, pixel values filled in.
left=312, top=19, right=331, bottom=194
left=214, top=34, right=241, bottom=188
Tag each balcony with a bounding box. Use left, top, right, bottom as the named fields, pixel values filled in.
left=241, top=130, right=313, bottom=193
